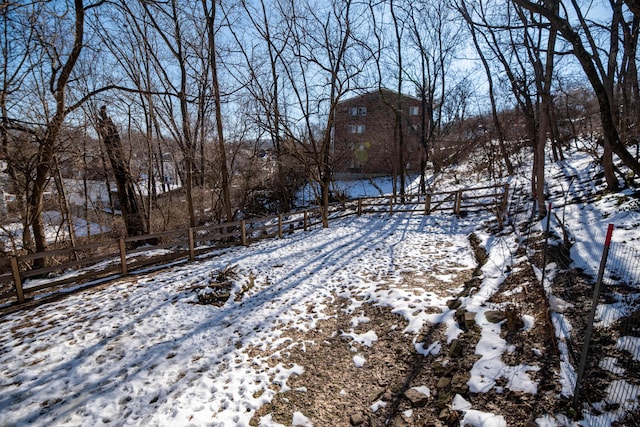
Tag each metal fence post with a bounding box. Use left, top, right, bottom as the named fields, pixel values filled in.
left=573, top=223, right=615, bottom=408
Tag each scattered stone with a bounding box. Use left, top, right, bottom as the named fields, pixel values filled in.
left=404, top=388, right=429, bottom=407
left=350, top=412, right=365, bottom=426
left=438, top=407, right=458, bottom=424
left=393, top=414, right=410, bottom=427
left=451, top=373, right=469, bottom=393
left=371, top=387, right=387, bottom=401
left=485, top=310, right=506, bottom=323
left=505, top=307, right=525, bottom=332
left=446, top=298, right=461, bottom=309
left=455, top=308, right=465, bottom=327
left=434, top=360, right=454, bottom=377
left=464, top=311, right=476, bottom=329
left=449, top=339, right=464, bottom=358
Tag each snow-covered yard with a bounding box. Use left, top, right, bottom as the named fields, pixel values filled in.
left=1, top=211, right=500, bottom=426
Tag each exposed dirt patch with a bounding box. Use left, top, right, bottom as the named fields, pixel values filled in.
left=246, top=234, right=572, bottom=426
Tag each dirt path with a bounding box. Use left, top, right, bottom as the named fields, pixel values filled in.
left=247, top=233, right=567, bottom=426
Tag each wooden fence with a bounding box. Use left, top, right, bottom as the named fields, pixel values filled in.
left=0, top=183, right=508, bottom=309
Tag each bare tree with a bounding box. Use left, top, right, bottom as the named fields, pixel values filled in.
left=1, top=0, right=38, bottom=245
left=279, top=0, right=365, bottom=227
left=513, top=0, right=640, bottom=182
left=226, top=0, right=296, bottom=213
left=457, top=0, right=514, bottom=176
left=457, top=0, right=554, bottom=215
left=23, top=0, right=107, bottom=256
left=121, top=0, right=201, bottom=228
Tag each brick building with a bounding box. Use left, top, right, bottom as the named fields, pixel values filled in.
left=332, top=88, right=423, bottom=175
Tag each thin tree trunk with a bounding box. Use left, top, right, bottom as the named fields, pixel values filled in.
left=460, top=3, right=514, bottom=175
left=203, top=0, right=233, bottom=223
left=52, top=154, right=77, bottom=249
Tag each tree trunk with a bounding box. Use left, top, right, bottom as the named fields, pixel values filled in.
left=53, top=154, right=77, bottom=249
left=26, top=0, right=86, bottom=261
left=203, top=0, right=233, bottom=223
left=461, top=3, right=514, bottom=175
left=96, top=105, right=147, bottom=238
left=602, top=138, right=618, bottom=189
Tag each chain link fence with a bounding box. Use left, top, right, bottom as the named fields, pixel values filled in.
left=541, top=209, right=640, bottom=426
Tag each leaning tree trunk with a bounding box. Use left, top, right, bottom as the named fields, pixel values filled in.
left=96, top=105, right=147, bottom=238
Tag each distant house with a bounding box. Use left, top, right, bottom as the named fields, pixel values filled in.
left=333, top=88, right=423, bottom=176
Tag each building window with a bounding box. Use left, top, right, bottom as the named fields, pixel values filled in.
left=409, top=106, right=419, bottom=116
left=348, top=124, right=365, bottom=134
left=349, top=106, right=367, bottom=116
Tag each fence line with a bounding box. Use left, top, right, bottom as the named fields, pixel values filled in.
left=574, top=228, right=640, bottom=426
left=540, top=207, right=640, bottom=426
left=0, top=184, right=508, bottom=311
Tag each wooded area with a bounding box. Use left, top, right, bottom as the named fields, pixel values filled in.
left=1, top=0, right=639, bottom=257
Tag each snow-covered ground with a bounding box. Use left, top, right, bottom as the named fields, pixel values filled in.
left=0, top=211, right=488, bottom=426
left=1, top=139, right=639, bottom=426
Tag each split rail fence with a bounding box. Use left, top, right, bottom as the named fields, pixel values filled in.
left=0, top=183, right=508, bottom=310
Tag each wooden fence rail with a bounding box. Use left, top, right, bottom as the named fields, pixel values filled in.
left=0, top=184, right=508, bottom=309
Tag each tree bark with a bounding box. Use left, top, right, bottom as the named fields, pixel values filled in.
left=96, top=106, right=147, bottom=238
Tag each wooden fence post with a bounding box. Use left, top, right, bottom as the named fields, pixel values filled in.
left=424, top=194, right=431, bottom=215
left=278, top=214, right=283, bottom=239
left=501, top=183, right=510, bottom=213
left=188, top=228, right=195, bottom=260
left=241, top=220, right=247, bottom=246
left=11, top=257, right=25, bottom=304
left=119, top=238, right=128, bottom=275
left=454, top=190, right=462, bottom=215
left=357, top=199, right=362, bottom=216
left=304, top=210, right=308, bottom=231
